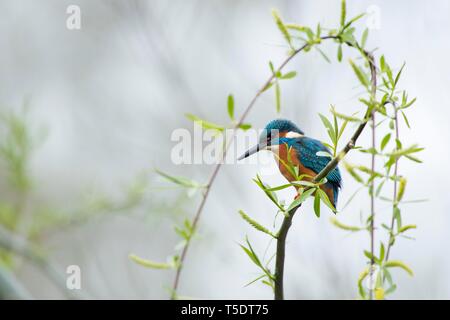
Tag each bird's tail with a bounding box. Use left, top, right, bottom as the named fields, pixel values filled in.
left=326, top=181, right=340, bottom=209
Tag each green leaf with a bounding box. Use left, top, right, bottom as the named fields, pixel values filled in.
left=269, top=61, right=275, bottom=74
left=359, top=147, right=379, bottom=155
left=314, top=192, right=321, bottom=218
left=397, top=177, right=407, bottom=202
left=395, top=62, right=406, bottom=86
left=388, top=144, right=424, bottom=157
left=384, top=260, right=414, bottom=276
left=398, top=224, right=417, bottom=233
left=343, top=162, right=364, bottom=184
left=355, top=166, right=383, bottom=179
left=264, top=180, right=317, bottom=192
left=375, top=180, right=385, bottom=197
left=304, top=27, right=315, bottom=41
left=227, top=94, right=234, bottom=120
left=340, top=0, right=346, bottom=27
left=385, top=62, right=394, bottom=86
left=240, top=237, right=274, bottom=281
left=340, top=27, right=356, bottom=45
left=344, top=13, right=366, bottom=29
left=385, top=284, right=397, bottom=296
left=401, top=110, right=411, bottom=128
left=401, top=97, right=417, bottom=109
left=330, top=217, right=364, bottom=232
left=275, top=81, right=281, bottom=113
left=337, top=118, right=348, bottom=141
left=292, top=180, right=318, bottom=187
left=262, top=279, right=274, bottom=288
left=383, top=268, right=393, bottom=285
left=253, top=175, right=285, bottom=212
left=174, top=218, right=195, bottom=241
left=238, top=210, right=277, bottom=238
left=285, top=23, right=307, bottom=32
left=404, top=154, right=422, bottom=163
left=330, top=108, right=363, bottom=122
left=379, top=242, right=385, bottom=262
left=316, top=23, right=321, bottom=37
left=238, top=123, right=252, bottom=131
left=263, top=183, right=293, bottom=192
left=380, top=55, right=386, bottom=72
left=262, top=81, right=274, bottom=92
left=129, top=254, right=172, bottom=269
left=244, top=274, right=266, bottom=287
left=315, top=47, right=331, bottom=63
left=271, top=9, right=293, bottom=49
left=286, top=188, right=316, bottom=212
left=380, top=133, right=391, bottom=151
left=239, top=244, right=260, bottom=266
left=358, top=267, right=369, bottom=299
left=361, top=28, right=369, bottom=48
left=364, top=250, right=379, bottom=264
left=393, top=206, right=402, bottom=231
left=319, top=113, right=337, bottom=146
left=280, top=71, right=297, bottom=80
left=337, top=44, right=343, bottom=62
left=185, top=113, right=225, bottom=132
left=317, top=188, right=336, bottom=213
left=332, top=107, right=338, bottom=142
left=155, top=169, right=204, bottom=189
left=349, top=59, right=369, bottom=88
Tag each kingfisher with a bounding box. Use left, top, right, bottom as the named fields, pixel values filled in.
left=238, top=119, right=342, bottom=208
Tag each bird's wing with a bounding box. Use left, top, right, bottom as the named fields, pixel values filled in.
left=294, top=137, right=342, bottom=185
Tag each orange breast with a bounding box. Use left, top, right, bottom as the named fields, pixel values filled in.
left=276, top=144, right=335, bottom=205
left=276, top=144, right=316, bottom=182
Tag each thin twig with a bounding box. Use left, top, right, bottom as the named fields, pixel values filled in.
left=368, top=51, right=378, bottom=301
left=385, top=107, right=399, bottom=261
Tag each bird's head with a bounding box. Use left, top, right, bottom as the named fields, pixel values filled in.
left=238, top=119, right=304, bottom=160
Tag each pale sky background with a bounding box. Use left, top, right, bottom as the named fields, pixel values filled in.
left=0, top=0, right=449, bottom=299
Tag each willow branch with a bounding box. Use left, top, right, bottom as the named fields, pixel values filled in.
left=368, top=50, right=378, bottom=301
left=385, top=106, right=400, bottom=261
left=273, top=48, right=377, bottom=300
left=171, top=36, right=338, bottom=297
left=274, top=205, right=299, bottom=300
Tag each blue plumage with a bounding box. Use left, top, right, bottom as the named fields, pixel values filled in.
left=264, top=119, right=304, bottom=135
left=296, top=137, right=341, bottom=186
left=296, top=137, right=341, bottom=205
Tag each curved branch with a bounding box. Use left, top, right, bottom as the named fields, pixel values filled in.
left=171, top=36, right=337, bottom=297
left=368, top=49, right=378, bottom=301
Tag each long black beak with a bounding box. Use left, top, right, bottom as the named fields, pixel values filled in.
left=238, top=143, right=265, bottom=160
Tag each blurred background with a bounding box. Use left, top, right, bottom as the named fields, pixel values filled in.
left=0, top=0, right=448, bottom=299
